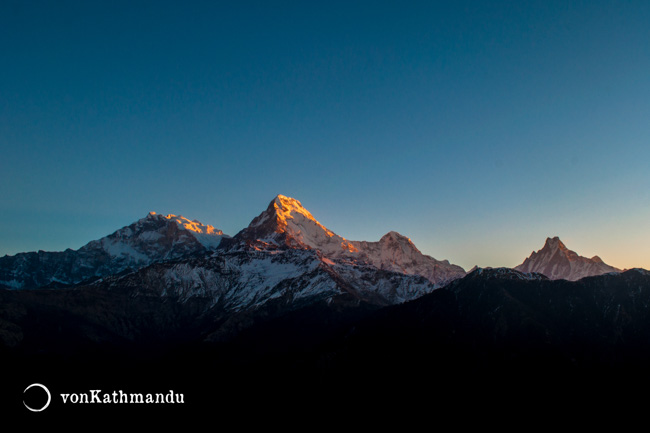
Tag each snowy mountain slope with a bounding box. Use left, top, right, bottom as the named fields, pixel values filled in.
left=48, top=247, right=435, bottom=344
left=233, top=195, right=359, bottom=255
left=232, top=195, right=466, bottom=286
left=97, top=248, right=436, bottom=311
left=514, top=237, right=620, bottom=281
left=350, top=231, right=466, bottom=288
left=0, top=212, right=228, bottom=289
left=0, top=240, right=440, bottom=358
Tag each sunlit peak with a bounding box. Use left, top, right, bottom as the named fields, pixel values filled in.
left=271, top=194, right=358, bottom=253
left=160, top=214, right=223, bottom=235
left=274, top=195, right=332, bottom=232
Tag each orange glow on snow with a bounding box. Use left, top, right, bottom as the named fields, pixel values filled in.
left=162, top=214, right=223, bottom=235
left=274, top=195, right=358, bottom=252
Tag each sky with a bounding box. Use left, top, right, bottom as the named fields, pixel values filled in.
left=1, top=0, right=649, bottom=271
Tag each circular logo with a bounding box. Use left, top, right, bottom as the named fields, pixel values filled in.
left=23, top=383, right=51, bottom=412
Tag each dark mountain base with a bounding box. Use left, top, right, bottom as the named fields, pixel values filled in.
left=6, top=269, right=650, bottom=426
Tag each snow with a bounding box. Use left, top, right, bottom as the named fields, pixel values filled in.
left=331, top=261, right=437, bottom=304
left=117, top=245, right=442, bottom=312
left=270, top=195, right=359, bottom=255
left=101, top=239, right=150, bottom=263
left=349, top=231, right=465, bottom=286
left=242, top=195, right=465, bottom=287
left=159, top=214, right=226, bottom=249
left=515, top=237, right=621, bottom=281
left=191, top=232, right=226, bottom=249
left=153, top=249, right=341, bottom=310
left=138, top=231, right=164, bottom=241
left=0, top=196, right=466, bottom=298
left=470, top=267, right=546, bottom=281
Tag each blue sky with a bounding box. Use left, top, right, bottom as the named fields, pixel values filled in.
left=1, top=0, right=649, bottom=270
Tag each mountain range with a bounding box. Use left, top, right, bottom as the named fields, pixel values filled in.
left=1, top=194, right=644, bottom=421
left=0, top=194, right=620, bottom=290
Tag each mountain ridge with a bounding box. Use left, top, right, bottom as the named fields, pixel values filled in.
left=231, top=195, right=466, bottom=286
left=0, top=212, right=228, bottom=289
left=0, top=196, right=629, bottom=291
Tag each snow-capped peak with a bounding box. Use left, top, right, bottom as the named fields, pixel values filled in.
left=163, top=214, right=223, bottom=234
left=92, top=211, right=228, bottom=258
left=270, top=195, right=336, bottom=238
left=544, top=236, right=567, bottom=251
left=141, top=212, right=226, bottom=249
left=147, top=211, right=221, bottom=234
left=514, top=237, right=620, bottom=281
left=0, top=212, right=228, bottom=289
left=235, top=195, right=358, bottom=254
left=232, top=195, right=466, bottom=287
left=379, top=231, right=421, bottom=252
left=351, top=231, right=466, bottom=287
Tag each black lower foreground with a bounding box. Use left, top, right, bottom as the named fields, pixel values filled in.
left=5, top=269, right=650, bottom=425
left=5, top=336, right=650, bottom=427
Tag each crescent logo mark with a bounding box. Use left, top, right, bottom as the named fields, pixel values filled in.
left=23, top=383, right=52, bottom=412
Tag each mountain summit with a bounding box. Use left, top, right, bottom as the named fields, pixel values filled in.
left=234, top=194, right=465, bottom=286
left=350, top=231, right=466, bottom=287
left=514, top=236, right=620, bottom=281
left=0, top=212, right=227, bottom=289
left=234, top=194, right=359, bottom=254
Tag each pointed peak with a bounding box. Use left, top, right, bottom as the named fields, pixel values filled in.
left=273, top=194, right=302, bottom=206
left=377, top=231, right=424, bottom=256
left=273, top=194, right=294, bottom=204
left=236, top=195, right=352, bottom=253
left=516, top=236, right=620, bottom=280
left=266, top=195, right=316, bottom=223
left=271, top=195, right=310, bottom=214
left=544, top=236, right=567, bottom=250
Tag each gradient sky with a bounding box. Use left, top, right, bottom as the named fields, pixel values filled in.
left=1, top=0, right=649, bottom=271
